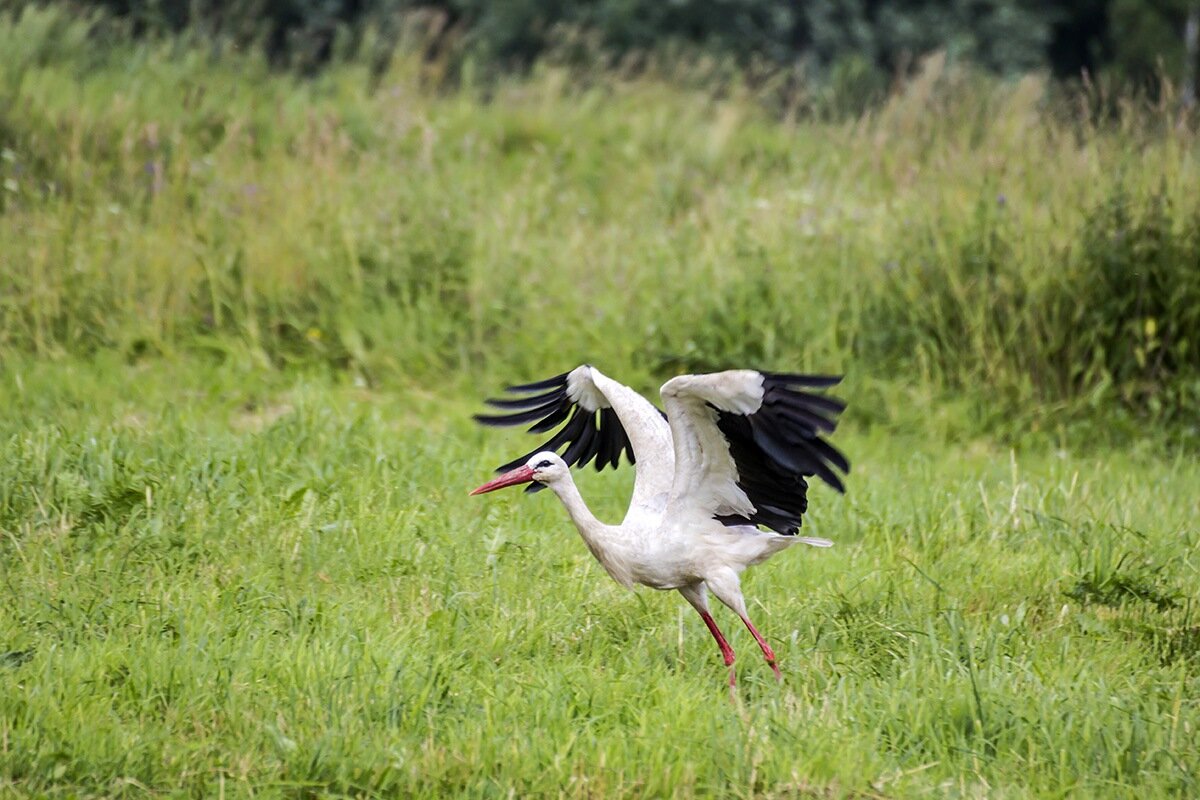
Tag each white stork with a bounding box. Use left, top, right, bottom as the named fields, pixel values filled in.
left=470, top=365, right=849, bottom=685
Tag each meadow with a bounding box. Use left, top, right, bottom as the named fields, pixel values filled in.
left=2, top=5, right=1199, bottom=797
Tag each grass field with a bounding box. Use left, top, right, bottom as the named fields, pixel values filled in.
left=2, top=4, right=1200, bottom=797
left=1, top=355, right=1198, bottom=797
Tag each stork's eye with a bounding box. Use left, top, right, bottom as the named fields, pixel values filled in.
left=535, top=459, right=553, bottom=469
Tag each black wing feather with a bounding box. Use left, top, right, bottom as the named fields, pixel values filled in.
left=505, top=372, right=571, bottom=393
left=602, top=409, right=626, bottom=470
left=474, top=396, right=568, bottom=427
left=763, top=372, right=844, bottom=389
left=494, top=407, right=585, bottom=471
left=562, top=411, right=599, bottom=467
left=715, top=373, right=850, bottom=535
left=766, top=393, right=839, bottom=433
left=592, top=408, right=614, bottom=471
left=475, top=369, right=654, bottom=477
left=483, top=388, right=564, bottom=409
left=785, top=391, right=846, bottom=416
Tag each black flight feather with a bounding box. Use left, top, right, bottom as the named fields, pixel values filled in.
left=714, top=372, right=850, bottom=535
left=483, top=387, right=564, bottom=409
left=505, top=371, right=571, bottom=393
left=473, top=396, right=568, bottom=427
left=527, top=401, right=572, bottom=433
left=476, top=369, right=659, bottom=478
left=593, top=409, right=614, bottom=471
left=762, top=372, right=843, bottom=389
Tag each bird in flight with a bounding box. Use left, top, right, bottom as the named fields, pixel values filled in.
left=471, top=365, right=849, bottom=685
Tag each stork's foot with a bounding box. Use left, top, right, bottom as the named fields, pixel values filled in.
left=760, top=643, right=781, bottom=681
left=739, top=615, right=782, bottom=680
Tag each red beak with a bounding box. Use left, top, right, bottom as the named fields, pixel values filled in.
left=470, top=465, right=536, bottom=495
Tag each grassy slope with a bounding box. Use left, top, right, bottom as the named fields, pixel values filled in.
left=1, top=356, right=1197, bottom=798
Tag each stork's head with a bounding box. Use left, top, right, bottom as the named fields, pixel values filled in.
left=470, top=451, right=568, bottom=495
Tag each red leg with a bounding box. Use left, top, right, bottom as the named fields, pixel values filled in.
left=697, top=610, right=737, bottom=687
left=740, top=615, right=781, bottom=680
left=699, top=611, right=735, bottom=666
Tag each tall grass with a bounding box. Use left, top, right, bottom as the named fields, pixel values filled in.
left=1, top=5, right=1198, bottom=436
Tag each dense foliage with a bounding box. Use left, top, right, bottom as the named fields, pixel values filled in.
left=48, top=0, right=1200, bottom=91
left=2, top=5, right=1198, bottom=440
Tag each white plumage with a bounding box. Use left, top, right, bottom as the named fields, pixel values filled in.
left=471, top=365, right=849, bottom=685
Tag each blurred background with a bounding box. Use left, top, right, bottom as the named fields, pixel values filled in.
left=2, top=0, right=1198, bottom=445
left=23, top=0, right=1200, bottom=94
left=38, top=0, right=1200, bottom=101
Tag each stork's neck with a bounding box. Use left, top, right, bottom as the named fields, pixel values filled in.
left=547, top=475, right=634, bottom=587
left=548, top=475, right=606, bottom=539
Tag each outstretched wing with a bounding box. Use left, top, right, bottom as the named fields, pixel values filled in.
left=474, top=366, right=674, bottom=506
left=661, top=370, right=849, bottom=534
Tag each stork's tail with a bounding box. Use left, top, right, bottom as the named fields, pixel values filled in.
left=796, top=536, right=833, bottom=547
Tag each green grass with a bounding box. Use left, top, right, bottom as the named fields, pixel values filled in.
left=2, top=6, right=1199, bottom=432
left=1, top=355, right=1198, bottom=797
left=2, top=5, right=1200, bottom=796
